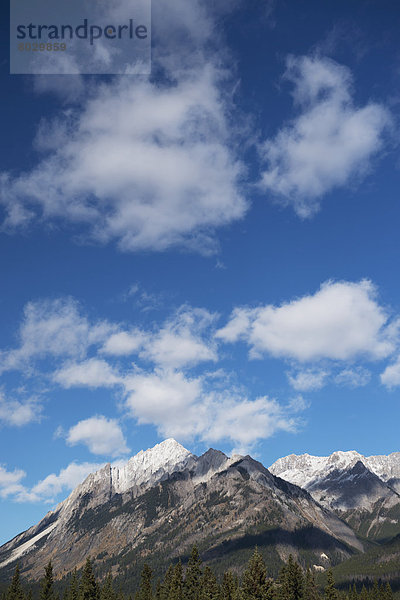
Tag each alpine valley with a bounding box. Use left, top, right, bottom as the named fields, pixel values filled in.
left=1, top=440, right=400, bottom=591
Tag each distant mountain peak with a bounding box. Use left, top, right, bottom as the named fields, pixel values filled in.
left=269, top=449, right=400, bottom=526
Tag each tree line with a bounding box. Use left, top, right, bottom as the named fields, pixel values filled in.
left=1, top=547, right=395, bottom=600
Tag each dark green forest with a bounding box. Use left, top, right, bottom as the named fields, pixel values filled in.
left=0, top=548, right=395, bottom=600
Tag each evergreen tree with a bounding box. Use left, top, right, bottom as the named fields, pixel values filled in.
left=359, top=585, right=368, bottom=600
left=277, top=563, right=288, bottom=600
left=199, top=566, right=219, bottom=600
left=383, top=583, right=393, bottom=600
left=184, top=547, right=202, bottom=600
left=282, top=556, right=303, bottom=600
left=67, top=571, right=80, bottom=600
left=324, top=571, right=338, bottom=600
left=40, top=562, right=55, bottom=600
left=371, top=581, right=379, bottom=600
left=349, top=584, right=358, bottom=600
left=79, top=559, right=99, bottom=600
left=155, top=583, right=162, bottom=600
left=7, top=565, right=25, bottom=600
left=168, top=563, right=183, bottom=600
left=136, top=565, right=153, bottom=600
left=101, top=573, right=116, bottom=600
left=221, top=573, right=238, bottom=600
left=160, top=567, right=175, bottom=600
left=241, top=548, right=272, bottom=600
left=304, top=568, right=319, bottom=600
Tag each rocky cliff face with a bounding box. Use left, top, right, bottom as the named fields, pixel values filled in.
left=0, top=441, right=363, bottom=582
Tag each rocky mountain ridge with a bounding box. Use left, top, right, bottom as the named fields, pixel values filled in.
left=0, top=440, right=363, bottom=582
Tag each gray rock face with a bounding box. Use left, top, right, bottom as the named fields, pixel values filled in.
left=0, top=441, right=363, bottom=580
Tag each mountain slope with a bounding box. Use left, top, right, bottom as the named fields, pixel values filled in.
left=0, top=441, right=362, bottom=584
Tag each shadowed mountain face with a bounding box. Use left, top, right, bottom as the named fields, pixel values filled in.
left=270, top=452, right=400, bottom=541
left=0, top=441, right=362, bottom=583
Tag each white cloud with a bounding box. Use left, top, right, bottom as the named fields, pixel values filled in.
left=0, top=68, right=246, bottom=253
left=381, top=357, right=400, bottom=388
left=0, top=460, right=105, bottom=503
left=101, top=330, right=144, bottom=356
left=0, top=298, right=113, bottom=374
left=124, top=369, right=202, bottom=434
left=259, top=55, right=390, bottom=217
left=216, top=280, right=396, bottom=362
left=31, top=461, right=105, bottom=501
left=101, top=307, right=217, bottom=368
left=0, top=465, right=27, bottom=499
left=334, top=367, right=371, bottom=387
left=53, top=358, right=121, bottom=389
left=0, top=0, right=250, bottom=254
left=66, top=416, right=129, bottom=457
left=0, top=393, right=42, bottom=427
left=202, top=394, right=298, bottom=455
left=288, top=369, right=328, bottom=391
left=123, top=368, right=302, bottom=452
left=140, top=307, right=218, bottom=369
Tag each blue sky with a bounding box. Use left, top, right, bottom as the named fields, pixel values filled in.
left=1, top=0, right=400, bottom=544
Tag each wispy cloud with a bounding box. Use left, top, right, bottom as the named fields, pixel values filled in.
left=0, top=298, right=113, bottom=374
left=287, top=369, right=328, bottom=392
left=0, top=392, right=42, bottom=427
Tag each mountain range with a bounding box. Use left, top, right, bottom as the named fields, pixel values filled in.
left=269, top=450, right=400, bottom=541
left=1, top=441, right=400, bottom=589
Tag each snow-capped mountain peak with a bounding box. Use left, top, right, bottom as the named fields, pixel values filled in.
left=111, top=438, right=194, bottom=493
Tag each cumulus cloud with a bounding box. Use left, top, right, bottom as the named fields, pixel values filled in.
left=0, top=298, right=113, bottom=374
left=0, top=393, right=42, bottom=427
left=259, top=55, right=390, bottom=217
left=216, top=280, right=396, bottom=362
left=53, top=358, right=121, bottom=389
left=66, top=416, right=129, bottom=457
left=288, top=369, right=328, bottom=391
